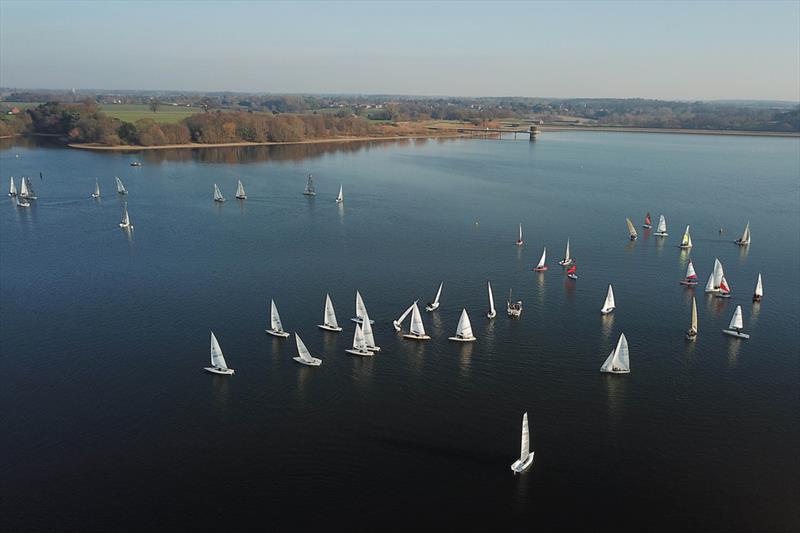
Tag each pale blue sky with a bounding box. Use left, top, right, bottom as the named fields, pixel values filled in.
left=1, top=0, right=798, bottom=100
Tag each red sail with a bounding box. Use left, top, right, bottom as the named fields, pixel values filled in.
left=566, top=265, right=577, bottom=274
left=720, top=281, right=729, bottom=293
left=644, top=213, right=651, bottom=225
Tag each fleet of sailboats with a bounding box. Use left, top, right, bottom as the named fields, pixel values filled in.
left=204, top=331, right=235, bottom=375
left=235, top=179, right=247, bottom=200
left=425, top=282, right=443, bottom=312
left=686, top=296, right=698, bottom=340
left=303, top=174, right=316, bottom=196
left=345, top=324, right=372, bottom=356
left=600, top=284, right=615, bottom=314
left=600, top=333, right=630, bottom=374
left=680, top=260, right=699, bottom=286
left=486, top=282, right=496, bottom=319
left=653, top=214, right=668, bottom=236
left=558, top=238, right=573, bottom=266
left=679, top=225, right=692, bottom=249
left=293, top=333, right=322, bottom=365
left=448, top=309, right=476, bottom=342
left=403, top=302, right=430, bottom=340
left=213, top=183, right=225, bottom=202
left=722, top=305, right=749, bottom=339
left=115, top=176, right=127, bottom=195
left=626, top=217, right=638, bottom=240
left=515, top=223, right=524, bottom=246
left=532, top=247, right=547, bottom=272
left=510, top=412, right=534, bottom=473
left=318, top=294, right=342, bottom=332
left=266, top=299, right=291, bottom=337
left=753, top=273, right=763, bottom=302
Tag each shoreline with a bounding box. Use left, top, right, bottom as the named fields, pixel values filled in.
left=67, top=133, right=466, bottom=152
left=536, top=125, right=799, bottom=138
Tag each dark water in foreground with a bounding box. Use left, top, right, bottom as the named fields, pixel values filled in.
left=1, top=134, right=798, bottom=532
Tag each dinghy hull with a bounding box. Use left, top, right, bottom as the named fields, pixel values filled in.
left=351, top=317, right=375, bottom=325
left=511, top=453, right=534, bottom=473
left=600, top=368, right=630, bottom=374
left=653, top=232, right=668, bottom=237
left=558, top=260, right=573, bottom=266
left=600, top=307, right=614, bottom=315
left=679, top=280, right=698, bottom=286
left=448, top=335, right=476, bottom=342
left=293, top=356, right=322, bottom=366
left=532, top=266, right=548, bottom=272
left=685, top=333, right=697, bottom=341
left=567, top=274, right=578, bottom=280
left=722, top=329, right=750, bottom=339
left=204, top=366, right=235, bottom=375
left=487, top=311, right=496, bottom=319
left=425, top=303, right=439, bottom=312
left=403, top=333, right=430, bottom=341
left=318, top=324, right=343, bottom=332
left=345, top=348, right=373, bottom=357
left=266, top=329, right=291, bottom=338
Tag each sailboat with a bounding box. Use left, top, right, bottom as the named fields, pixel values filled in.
left=119, top=202, right=133, bottom=229
left=653, top=214, right=668, bottom=237
left=566, top=265, right=578, bottom=280
left=235, top=179, right=247, bottom=200
left=293, top=333, right=322, bottom=366
left=558, top=238, right=573, bottom=266
left=722, top=305, right=749, bottom=339
left=213, top=183, right=225, bottom=203
left=91, top=179, right=101, bottom=199
left=23, top=177, right=37, bottom=200
left=335, top=184, right=343, bottom=204
left=600, top=284, right=615, bottom=314
left=351, top=291, right=375, bottom=324
left=303, top=174, right=316, bottom=196
left=507, top=288, right=522, bottom=317
left=361, top=309, right=381, bottom=352
left=600, top=333, right=630, bottom=374
left=679, top=225, right=693, bottom=249
left=753, top=273, right=763, bottom=302
left=448, top=308, right=476, bottom=342
left=318, top=294, right=343, bottom=332
left=704, top=258, right=725, bottom=293
left=510, top=412, right=534, bottom=473
left=15, top=194, right=30, bottom=208
left=642, top=212, right=652, bottom=229
left=626, top=218, right=638, bottom=240
left=115, top=176, right=127, bottom=195
left=393, top=300, right=418, bottom=332
left=515, top=223, right=524, bottom=246
left=686, top=297, right=698, bottom=340
left=265, top=299, right=290, bottom=338
left=345, top=324, right=372, bottom=356
left=8, top=176, right=16, bottom=197
left=403, top=302, right=430, bottom=340
left=734, top=221, right=750, bottom=245
left=680, top=260, right=699, bottom=286
left=204, top=331, right=235, bottom=375
left=425, top=282, right=443, bottom=312
left=716, top=276, right=732, bottom=298
left=532, top=247, right=547, bottom=272
left=487, top=281, right=497, bottom=319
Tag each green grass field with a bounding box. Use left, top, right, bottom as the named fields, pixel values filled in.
left=2, top=101, right=43, bottom=110
left=101, top=104, right=198, bottom=124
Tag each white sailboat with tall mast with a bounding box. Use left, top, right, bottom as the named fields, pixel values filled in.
left=351, top=291, right=375, bottom=324
left=303, top=174, right=316, bottom=196
left=679, top=225, right=693, bottom=249
left=600, top=284, right=615, bottom=314
left=235, top=179, right=247, bottom=200
left=361, top=309, right=380, bottom=352
left=8, top=176, right=17, bottom=197
left=425, top=282, right=443, bottom=312
left=19, top=176, right=36, bottom=200
left=335, top=184, right=343, bottom=204
left=448, top=309, right=476, bottom=342
left=753, top=273, right=763, bottom=302
left=704, top=258, right=725, bottom=293
left=680, top=260, right=699, bottom=286
left=532, top=247, right=547, bottom=272
left=486, top=281, right=497, bottom=319
left=653, top=214, right=668, bottom=237
left=393, top=300, right=418, bottom=332
left=345, top=324, right=372, bottom=356
left=91, top=179, right=101, bottom=199
left=318, top=294, right=343, bottom=332
left=293, top=333, right=322, bottom=366
left=734, top=221, right=750, bottom=245
left=403, top=302, right=430, bottom=340
left=515, top=223, right=524, bottom=246
left=115, top=176, right=127, bottom=195
left=722, top=305, right=749, bottom=339
left=119, top=202, right=133, bottom=229
left=626, top=218, right=638, bottom=240
left=265, top=299, right=290, bottom=338
left=510, top=412, right=534, bottom=473
left=686, top=297, right=698, bottom=340
left=507, top=288, right=522, bottom=317
left=204, top=331, right=235, bottom=375
left=558, top=238, right=573, bottom=266
left=213, top=183, right=225, bottom=203
left=600, top=333, right=630, bottom=374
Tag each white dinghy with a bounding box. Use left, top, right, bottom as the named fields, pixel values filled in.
left=351, top=291, right=375, bottom=324
left=626, top=217, right=638, bottom=240
left=558, top=238, right=573, bottom=266
left=361, top=309, right=381, bottom=352
left=403, top=302, right=430, bottom=340
left=734, top=221, right=750, bottom=246
left=23, top=177, right=37, bottom=200
left=487, top=281, right=497, bottom=319
left=722, top=305, right=749, bottom=339
left=213, top=183, right=225, bottom=203
left=91, top=179, right=101, bottom=199
left=532, top=247, right=547, bottom=272
left=686, top=296, right=698, bottom=341
left=653, top=214, right=668, bottom=237
left=600, top=333, right=630, bottom=374
left=318, top=294, right=343, bottom=332
left=425, top=282, right=443, bottom=312
left=753, top=273, right=763, bottom=302
left=679, top=225, right=693, bottom=249
left=507, top=288, right=522, bottom=318
left=115, top=176, right=127, bottom=195
left=119, top=202, right=133, bottom=229
left=335, top=184, right=343, bottom=204
left=204, top=331, right=235, bottom=375
left=345, top=324, right=372, bottom=356
left=8, top=176, right=17, bottom=197
left=448, top=308, right=476, bottom=342
left=704, top=258, right=725, bottom=293
left=303, top=174, right=316, bottom=196
left=293, top=333, right=322, bottom=366
left=265, top=299, right=290, bottom=338
left=235, top=179, right=247, bottom=200
left=600, top=284, right=615, bottom=315
left=515, top=223, right=524, bottom=246
left=393, top=300, right=418, bottom=332
left=15, top=194, right=30, bottom=208
left=510, top=412, right=534, bottom=473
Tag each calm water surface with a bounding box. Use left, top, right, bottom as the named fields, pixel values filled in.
left=1, top=133, right=798, bottom=532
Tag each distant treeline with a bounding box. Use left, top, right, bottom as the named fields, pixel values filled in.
left=1, top=100, right=378, bottom=146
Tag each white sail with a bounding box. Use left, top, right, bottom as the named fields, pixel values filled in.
left=295, top=333, right=315, bottom=363
left=352, top=324, right=367, bottom=351
left=303, top=174, right=315, bottom=195
left=754, top=273, right=763, bottom=297
left=536, top=247, right=546, bottom=269
left=213, top=183, right=225, bottom=202
left=355, top=291, right=368, bottom=322
left=487, top=281, right=496, bottom=316
left=270, top=299, right=284, bottom=332
left=361, top=309, right=379, bottom=350
left=235, top=179, right=246, bottom=199
left=432, top=282, right=443, bottom=306
left=120, top=202, right=131, bottom=227
left=686, top=261, right=697, bottom=279
left=600, top=333, right=630, bottom=373
left=9, top=176, right=16, bottom=196
left=626, top=217, right=637, bottom=238
left=323, top=294, right=339, bottom=328
left=518, top=223, right=523, bottom=242
left=115, top=176, right=127, bottom=194
left=656, top=214, right=667, bottom=234
left=738, top=221, right=751, bottom=244
left=409, top=302, right=426, bottom=336
left=453, top=308, right=474, bottom=339
left=704, top=272, right=716, bottom=292
left=20, top=176, right=29, bottom=197
left=336, top=184, right=343, bottom=203
left=210, top=331, right=229, bottom=369
left=25, top=177, right=36, bottom=199
left=601, top=284, right=615, bottom=313
left=681, top=225, right=692, bottom=247
left=690, top=297, right=698, bottom=334
left=563, top=238, right=571, bottom=263
left=729, top=305, right=744, bottom=330
left=520, top=412, right=530, bottom=462
left=93, top=179, right=100, bottom=197
left=396, top=301, right=416, bottom=326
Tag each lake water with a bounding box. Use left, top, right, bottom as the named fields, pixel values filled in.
left=1, top=133, right=798, bottom=532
